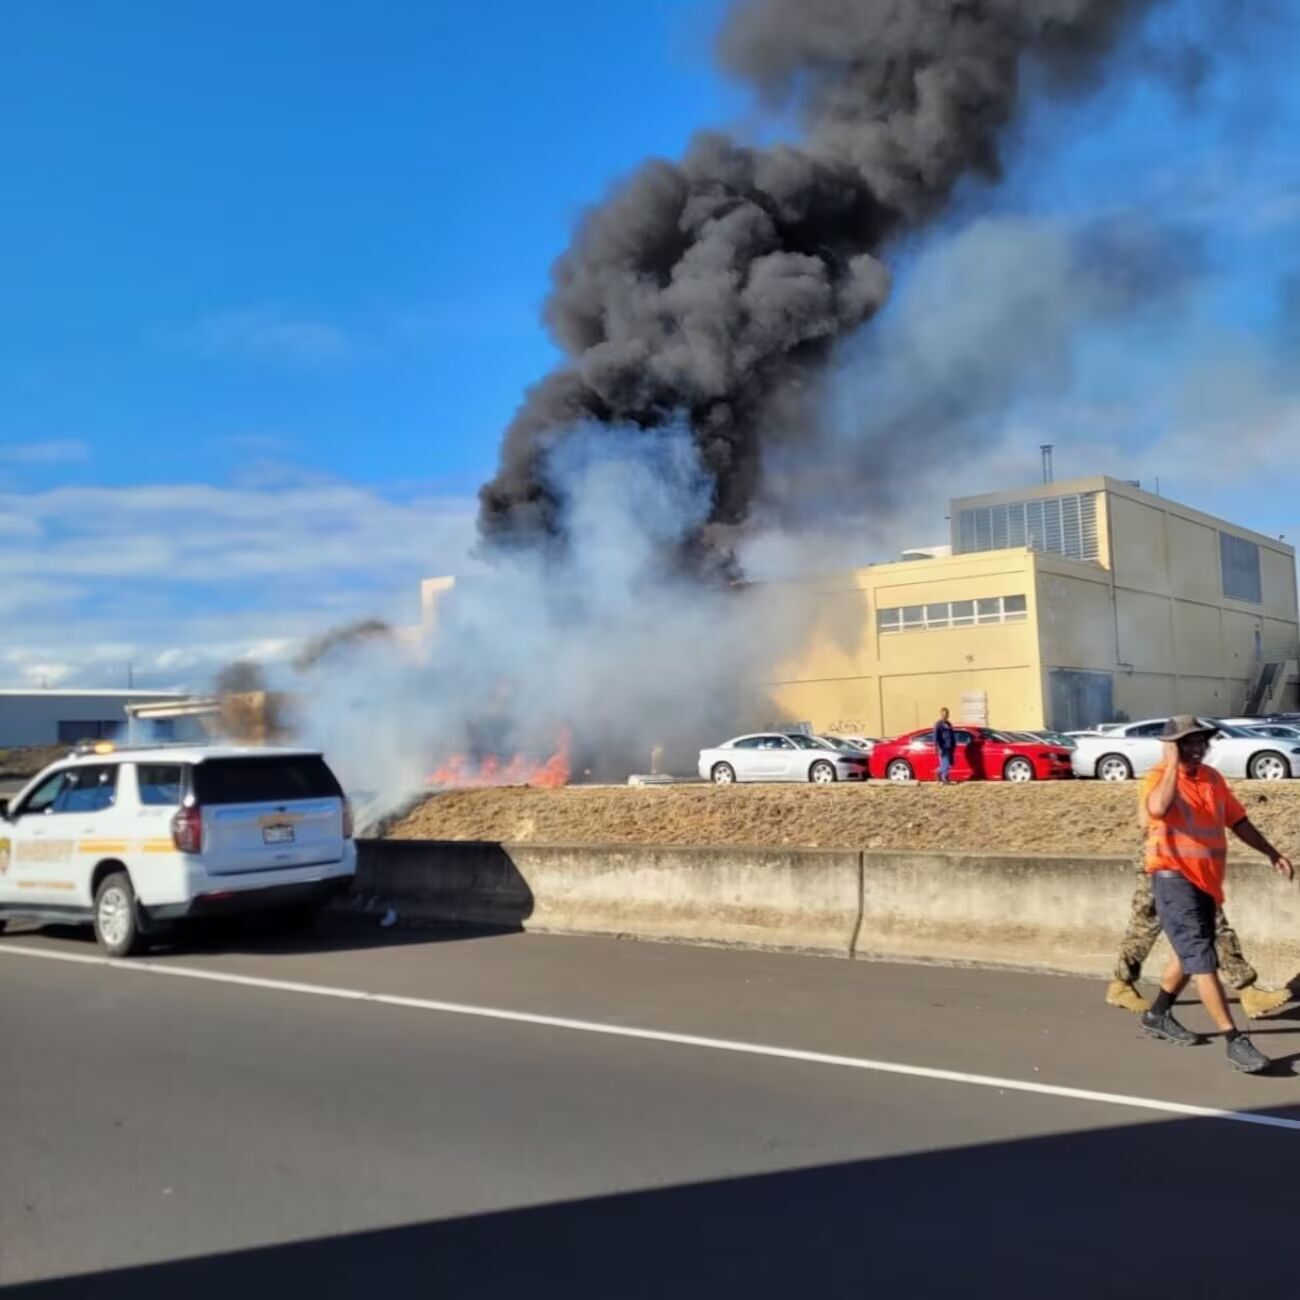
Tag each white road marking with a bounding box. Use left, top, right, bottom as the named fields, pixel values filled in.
left=3, top=940, right=1299, bottom=1133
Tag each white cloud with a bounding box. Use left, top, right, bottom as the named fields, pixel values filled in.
left=0, top=483, right=478, bottom=582
left=0, top=477, right=481, bottom=689
left=190, top=309, right=356, bottom=366
left=0, top=439, right=91, bottom=466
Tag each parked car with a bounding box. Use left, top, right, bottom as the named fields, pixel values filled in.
left=698, top=733, right=870, bottom=784
left=0, top=742, right=356, bottom=955
left=814, top=735, right=876, bottom=769
left=837, top=735, right=881, bottom=754
left=1071, top=719, right=1300, bottom=781
left=867, top=726, right=1074, bottom=783
left=1235, top=722, right=1300, bottom=743
left=1030, top=729, right=1078, bottom=750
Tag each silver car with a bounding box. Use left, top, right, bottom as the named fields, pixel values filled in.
left=698, top=733, right=871, bottom=784
left=1072, top=719, right=1300, bottom=781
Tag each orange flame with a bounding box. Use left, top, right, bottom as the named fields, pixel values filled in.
left=428, top=729, right=571, bottom=789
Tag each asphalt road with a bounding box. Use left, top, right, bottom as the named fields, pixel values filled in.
left=4, top=916, right=1300, bottom=1298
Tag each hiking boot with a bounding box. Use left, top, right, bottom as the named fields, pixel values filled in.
left=1107, top=980, right=1151, bottom=1014
left=1240, top=984, right=1291, bottom=1020
left=1141, top=1010, right=1203, bottom=1046
left=1226, top=1035, right=1271, bottom=1075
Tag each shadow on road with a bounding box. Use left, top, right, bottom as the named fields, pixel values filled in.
left=176, top=910, right=523, bottom=957
left=10, top=1105, right=1300, bottom=1299
left=10, top=912, right=520, bottom=960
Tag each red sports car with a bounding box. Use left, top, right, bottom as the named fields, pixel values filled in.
left=868, top=725, right=1074, bottom=783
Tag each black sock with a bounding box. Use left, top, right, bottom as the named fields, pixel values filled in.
left=1225, top=1029, right=1242, bottom=1044
left=1151, top=990, right=1175, bottom=1016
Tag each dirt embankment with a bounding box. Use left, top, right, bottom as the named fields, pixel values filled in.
left=382, top=780, right=1300, bottom=857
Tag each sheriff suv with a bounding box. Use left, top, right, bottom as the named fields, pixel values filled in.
left=0, top=744, right=356, bottom=956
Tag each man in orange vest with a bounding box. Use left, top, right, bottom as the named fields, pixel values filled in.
left=1140, top=716, right=1294, bottom=1073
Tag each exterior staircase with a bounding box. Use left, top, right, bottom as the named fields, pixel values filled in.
left=1242, top=657, right=1299, bottom=716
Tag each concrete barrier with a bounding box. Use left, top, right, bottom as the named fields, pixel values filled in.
left=355, top=840, right=1300, bottom=982
left=852, top=851, right=1300, bottom=983
left=357, top=840, right=861, bottom=956
left=356, top=840, right=534, bottom=930
left=508, top=843, right=861, bottom=955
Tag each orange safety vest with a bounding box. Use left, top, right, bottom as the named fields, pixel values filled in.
left=1141, top=763, right=1244, bottom=903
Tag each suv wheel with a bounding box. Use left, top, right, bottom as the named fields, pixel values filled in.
left=94, top=872, right=143, bottom=958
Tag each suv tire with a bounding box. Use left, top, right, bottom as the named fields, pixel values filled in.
left=94, top=871, right=143, bottom=958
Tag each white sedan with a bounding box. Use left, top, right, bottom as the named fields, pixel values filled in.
left=1071, top=720, right=1300, bottom=782
left=698, top=733, right=871, bottom=784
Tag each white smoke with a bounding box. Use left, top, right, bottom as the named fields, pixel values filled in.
left=294, top=427, right=811, bottom=826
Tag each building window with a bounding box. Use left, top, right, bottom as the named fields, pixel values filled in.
left=955, top=492, right=1100, bottom=562
left=1220, top=532, right=1262, bottom=604
left=877, top=595, right=1029, bottom=634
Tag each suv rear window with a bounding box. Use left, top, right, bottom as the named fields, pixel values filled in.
left=193, top=756, right=342, bottom=805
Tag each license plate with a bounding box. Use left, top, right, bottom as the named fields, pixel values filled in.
left=263, top=824, right=295, bottom=845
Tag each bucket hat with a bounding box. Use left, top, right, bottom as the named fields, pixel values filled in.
left=1161, top=715, right=1220, bottom=742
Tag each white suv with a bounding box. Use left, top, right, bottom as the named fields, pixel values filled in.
left=0, top=744, right=356, bottom=956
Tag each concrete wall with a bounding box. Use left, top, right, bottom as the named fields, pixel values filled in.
left=355, top=840, right=1300, bottom=985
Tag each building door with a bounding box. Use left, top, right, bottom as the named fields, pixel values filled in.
left=1049, top=670, right=1115, bottom=732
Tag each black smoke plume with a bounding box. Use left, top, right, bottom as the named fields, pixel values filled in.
left=477, top=0, right=1160, bottom=569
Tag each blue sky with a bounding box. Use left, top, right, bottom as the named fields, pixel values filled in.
left=2, top=1, right=1298, bottom=687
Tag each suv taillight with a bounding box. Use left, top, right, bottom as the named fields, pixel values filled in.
left=342, top=796, right=354, bottom=840
left=172, top=804, right=202, bottom=854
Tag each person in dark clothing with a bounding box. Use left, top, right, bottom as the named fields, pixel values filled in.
left=934, top=708, right=956, bottom=784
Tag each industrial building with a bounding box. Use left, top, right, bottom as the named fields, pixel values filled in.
left=767, top=476, right=1300, bottom=736
left=0, top=690, right=188, bottom=747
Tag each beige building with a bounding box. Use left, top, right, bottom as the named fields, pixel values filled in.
left=768, top=476, right=1300, bottom=736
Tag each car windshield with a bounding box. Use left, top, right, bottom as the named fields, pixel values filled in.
left=815, top=736, right=857, bottom=753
